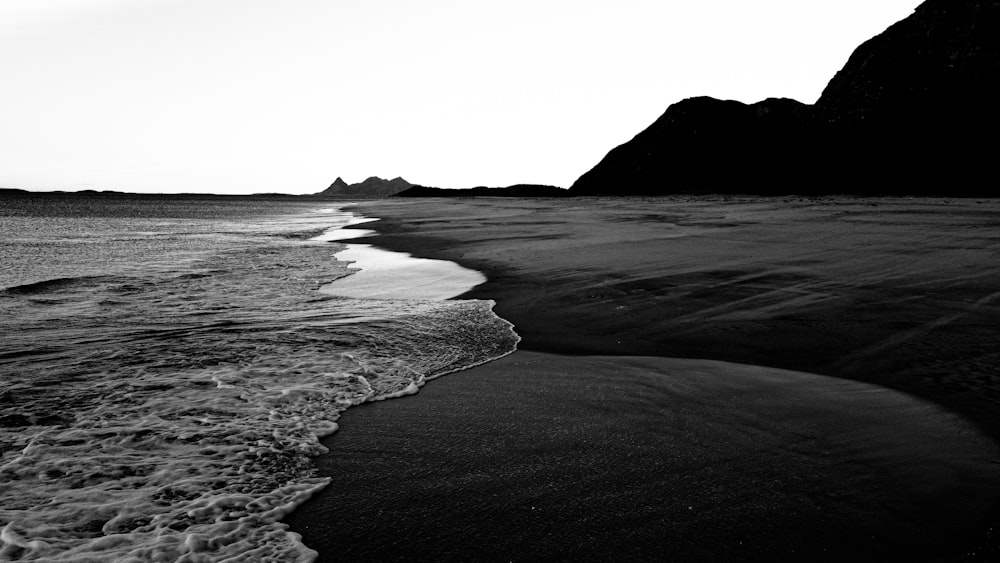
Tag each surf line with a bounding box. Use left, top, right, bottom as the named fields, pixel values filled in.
left=311, top=206, right=485, bottom=300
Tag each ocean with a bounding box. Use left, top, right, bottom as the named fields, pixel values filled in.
left=0, top=195, right=518, bottom=561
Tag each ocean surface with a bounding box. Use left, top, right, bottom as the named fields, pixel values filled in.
left=0, top=196, right=518, bottom=561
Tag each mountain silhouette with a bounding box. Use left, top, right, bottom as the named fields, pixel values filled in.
left=316, top=176, right=413, bottom=198
left=570, top=0, right=1000, bottom=197
left=396, top=184, right=568, bottom=197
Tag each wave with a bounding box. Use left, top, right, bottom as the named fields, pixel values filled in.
left=2, top=276, right=109, bottom=295
left=0, top=215, right=519, bottom=561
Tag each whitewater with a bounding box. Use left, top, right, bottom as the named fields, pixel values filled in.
left=0, top=196, right=518, bottom=561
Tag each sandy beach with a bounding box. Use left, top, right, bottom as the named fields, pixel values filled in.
left=286, top=196, right=1000, bottom=561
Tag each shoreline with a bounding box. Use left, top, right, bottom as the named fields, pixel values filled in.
left=344, top=197, right=1000, bottom=444
left=314, top=207, right=486, bottom=301
left=285, top=196, right=1000, bottom=560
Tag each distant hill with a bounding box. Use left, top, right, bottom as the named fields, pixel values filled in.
left=315, top=176, right=413, bottom=198
left=0, top=189, right=302, bottom=200
left=396, top=184, right=568, bottom=198
left=570, top=0, right=1000, bottom=197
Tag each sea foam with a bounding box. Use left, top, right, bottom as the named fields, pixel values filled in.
left=0, top=202, right=518, bottom=561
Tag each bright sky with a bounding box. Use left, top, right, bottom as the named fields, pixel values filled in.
left=0, top=0, right=922, bottom=194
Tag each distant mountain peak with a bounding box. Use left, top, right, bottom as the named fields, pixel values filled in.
left=316, top=176, right=413, bottom=198
left=328, top=177, right=349, bottom=190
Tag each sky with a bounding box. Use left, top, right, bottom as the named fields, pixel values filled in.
left=0, top=0, right=924, bottom=194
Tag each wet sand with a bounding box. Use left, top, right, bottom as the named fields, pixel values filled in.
left=315, top=211, right=485, bottom=300
left=344, top=197, right=1000, bottom=437
left=287, top=196, right=1000, bottom=561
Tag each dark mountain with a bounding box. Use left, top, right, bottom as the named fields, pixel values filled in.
left=326, top=177, right=350, bottom=193
left=570, top=97, right=817, bottom=196
left=813, top=0, right=1000, bottom=194
left=571, top=0, right=1000, bottom=197
left=315, top=176, right=413, bottom=198
left=396, top=184, right=568, bottom=198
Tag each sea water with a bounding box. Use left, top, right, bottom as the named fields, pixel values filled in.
left=0, top=196, right=518, bottom=561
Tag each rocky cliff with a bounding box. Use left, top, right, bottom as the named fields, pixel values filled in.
left=571, top=0, right=1000, bottom=196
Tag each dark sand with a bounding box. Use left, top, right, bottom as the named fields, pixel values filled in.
left=286, top=197, right=1000, bottom=561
